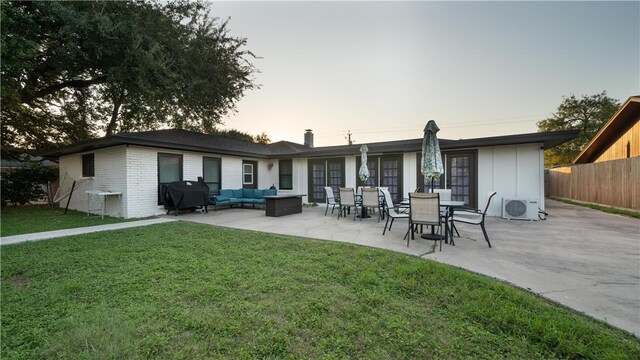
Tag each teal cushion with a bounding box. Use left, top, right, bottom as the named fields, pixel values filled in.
left=242, top=189, right=254, bottom=198
left=229, top=198, right=243, bottom=204
left=232, top=189, right=243, bottom=198
left=214, top=195, right=230, bottom=203
left=253, top=198, right=266, bottom=204
left=253, top=189, right=264, bottom=197
left=264, top=188, right=277, bottom=196
left=220, top=189, right=233, bottom=197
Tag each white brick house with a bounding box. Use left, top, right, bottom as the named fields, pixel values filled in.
left=43, top=128, right=578, bottom=218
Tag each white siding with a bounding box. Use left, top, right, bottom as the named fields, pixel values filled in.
left=477, top=143, right=543, bottom=216
left=256, top=159, right=274, bottom=189
left=345, top=156, right=357, bottom=188
left=291, top=158, right=309, bottom=203
left=260, top=160, right=276, bottom=189
left=403, top=152, right=417, bottom=199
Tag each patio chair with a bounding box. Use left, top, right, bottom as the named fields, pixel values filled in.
left=338, top=187, right=360, bottom=221
left=433, top=188, right=457, bottom=234
left=433, top=189, right=451, bottom=201
left=451, top=191, right=497, bottom=248
left=381, top=188, right=409, bottom=235
left=323, top=186, right=339, bottom=216
left=408, top=192, right=446, bottom=250
left=361, top=188, right=382, bottom=221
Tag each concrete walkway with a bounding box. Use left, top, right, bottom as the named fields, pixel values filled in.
left=177, top=200, right=640, bottom=336
left=0, top=218, right=177, bottom=246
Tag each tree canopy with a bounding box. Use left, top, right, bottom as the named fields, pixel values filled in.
left=537, top=92, right=620, bottom=167
left=1, top=0, right=259, bottom=151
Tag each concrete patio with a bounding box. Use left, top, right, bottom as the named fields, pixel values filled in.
left=176, top=199, right=640, bottom=336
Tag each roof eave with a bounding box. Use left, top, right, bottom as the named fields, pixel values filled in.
left=573, top=96, right=640, bottom=164
left=40, top=137, right=273, bottom=159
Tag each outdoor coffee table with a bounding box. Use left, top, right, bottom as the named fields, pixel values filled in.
left=263, top=194, right=305, bottom=217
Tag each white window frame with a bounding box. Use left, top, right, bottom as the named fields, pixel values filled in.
left=243, top=163, right=254, bottom=185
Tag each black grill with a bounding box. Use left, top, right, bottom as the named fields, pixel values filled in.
left=163, top=180, right=209, bottom=215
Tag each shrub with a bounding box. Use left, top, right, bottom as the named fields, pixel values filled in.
left=1, top=162, right=57, bottom=206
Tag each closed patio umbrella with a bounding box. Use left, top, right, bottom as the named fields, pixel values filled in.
left=358, top=144, right=370, bottom=182
left=421, top=120, right=444, bottom=192
left=358, top=144, right=371, bottom=218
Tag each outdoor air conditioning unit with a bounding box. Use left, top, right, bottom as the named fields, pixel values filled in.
left=502, top=198, right=539, bottom=221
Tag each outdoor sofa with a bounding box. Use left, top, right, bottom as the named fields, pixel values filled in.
left=208, top=188, right=277, bottom=210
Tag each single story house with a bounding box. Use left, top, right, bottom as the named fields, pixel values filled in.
left=41, top=128, right=578, bottom=218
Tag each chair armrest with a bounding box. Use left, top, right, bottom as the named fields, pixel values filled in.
left=454, top=206, right=481, bottom=213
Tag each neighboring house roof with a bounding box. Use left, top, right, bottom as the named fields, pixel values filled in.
left=40, top=128, right=579, bottom=159
left=573, top=96, right=640, bottom=164
left=0, top=155, right=58, bottom=169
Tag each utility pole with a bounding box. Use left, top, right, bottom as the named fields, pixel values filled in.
left=345, top=130, right=354, bottom=145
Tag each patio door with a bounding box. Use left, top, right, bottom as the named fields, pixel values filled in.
left=307, top=158, right=345, bottom=203
left=356, top=154, right=403, bottom=203
left=356, top=155, right=380, bottom=188
left=446, top=151, right=477, bottom=208
left=379, top=154, right=403, bottom=204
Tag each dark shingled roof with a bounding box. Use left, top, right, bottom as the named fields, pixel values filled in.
left=41, top=128, right=579, bottom=158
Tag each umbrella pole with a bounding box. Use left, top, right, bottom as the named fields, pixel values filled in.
left=431, top=178, right=435, bottom=193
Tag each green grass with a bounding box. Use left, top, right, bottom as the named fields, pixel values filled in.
left=2, top=222, right=638, bottom=359
left=551, top=197, right=640, bottom=219
left=0, top=205, right=137, bottom=237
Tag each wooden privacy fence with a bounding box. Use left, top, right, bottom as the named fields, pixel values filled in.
left=546, top=157, right=639, bottom=210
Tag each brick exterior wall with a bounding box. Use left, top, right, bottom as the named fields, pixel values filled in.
left=58, top=146, right=126, bottom=216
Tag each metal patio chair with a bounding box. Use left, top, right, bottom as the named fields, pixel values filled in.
left=337, top=187, right=360, bottom=221
left=361, top=188, right=382, bottom=221
left=451, top=191, right=497, bottom=248
left=323, top=186, right=339, bottom=216
left=408, top=192, right=446, bottom=250
left=381, top=188, right=409, bottom=235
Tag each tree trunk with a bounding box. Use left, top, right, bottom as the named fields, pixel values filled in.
left=105, top=95, right=124, bottom=136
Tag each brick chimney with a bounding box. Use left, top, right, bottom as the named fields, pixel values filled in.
left=304, top=129, right=314, bottom=148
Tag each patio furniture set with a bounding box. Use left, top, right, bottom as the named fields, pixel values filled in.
left=324, top=186, right=497, bottom=251
left=161, top=180, right=307, bottom=217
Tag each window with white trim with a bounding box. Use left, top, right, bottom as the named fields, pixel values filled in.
left=243, top=163, right=253, bottom=185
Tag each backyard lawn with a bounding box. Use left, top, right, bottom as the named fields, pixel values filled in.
left=2, top=222, right=638, bottom=359
left=0, top=206, right=136, bottom=237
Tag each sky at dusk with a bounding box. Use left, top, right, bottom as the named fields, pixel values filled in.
left=212, top=1, right=639, bottom=146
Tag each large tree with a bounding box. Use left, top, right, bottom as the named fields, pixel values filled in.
left=537, top=92, right=620, bottom=167
left=1, top=0, right=258, bottom=151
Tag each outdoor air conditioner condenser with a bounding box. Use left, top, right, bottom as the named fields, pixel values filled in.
left=502, top=198, right=539, bottom=221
